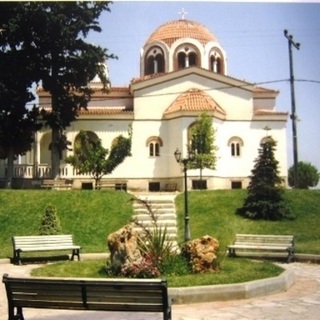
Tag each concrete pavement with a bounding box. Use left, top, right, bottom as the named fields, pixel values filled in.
left=1, top=261, right=320, bottom=319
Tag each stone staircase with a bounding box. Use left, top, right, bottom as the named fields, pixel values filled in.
left=131, top=194, right=178, bottom=245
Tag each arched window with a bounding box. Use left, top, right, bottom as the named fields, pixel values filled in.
left=155, top=54, right=164, bottom=73
left=175, top=45, right=200, bottom=71
left=209, top=49, right=224, bottom=75
left=260, top=136, right=274, bottom=145
left=146, top=136, right=163, bottom=157
left=75, top=131, right=98, bottom=146
left=189, top=52, right=197, bottom=67
left=228, top=137, right=244, bottom=157
left=231, top=142, right=240, bottom=156
left=40, top=132, right=52, bottom=164
left=178, top=52, right=186, bottom=69
left=144, top=47, right=165, bottom=75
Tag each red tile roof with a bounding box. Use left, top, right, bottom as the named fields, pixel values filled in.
left=164, top=88, right=226, bottom=115
left=254, top=109, right=288, bottom=116
left=146, top=19, right=218, bottom=47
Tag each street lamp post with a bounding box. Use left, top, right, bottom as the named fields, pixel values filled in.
left=174, top=148, right=194, bottom=242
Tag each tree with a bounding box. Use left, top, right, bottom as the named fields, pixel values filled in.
left=189, top=112, right=218, bottom=188
left=288, top=161, right=319, bottom=189
left=65, top=128, right=132, bottom=189
left=22, top=2, right=115, bottom=179
left=0, top=3, right=42, bottom=188
left=237, top=140, right=293, bottom=220
left=39, top=204, right=62, bottom=235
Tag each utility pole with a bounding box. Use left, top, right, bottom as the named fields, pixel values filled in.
left=284, top=30, right=300, bottom=188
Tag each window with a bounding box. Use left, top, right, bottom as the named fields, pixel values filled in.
left=209, top=49, right=224, bottom=75
left=145, top=47, right=165, bottom=75
left=192, top=180, right=207, bottom=190
left=228, top=137, right=244, bottom=157
left=149, top=182, right=160, bottom=192
left=260, top=136, right=274, bottom=146
left=231, top=142, right=240, bottom=156
left=149, top=142, right=160, bottom=157
left=175, top=45, right=200, bottom=71
left=231, top=181, right=242, bottom=189
left=146, top=136, right=163, bottom=157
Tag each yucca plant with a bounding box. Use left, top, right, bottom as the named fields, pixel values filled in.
left=137, top=226, right=174, bottom=265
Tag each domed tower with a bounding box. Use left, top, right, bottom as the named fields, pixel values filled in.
left=140, top=18, right=227, bottom=77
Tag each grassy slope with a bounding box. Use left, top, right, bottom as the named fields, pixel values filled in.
left=0, top=190, right=134, bottom=258
left=0, top=189, right=319, bottom=259
left=175, top=189, right=320, bottom=254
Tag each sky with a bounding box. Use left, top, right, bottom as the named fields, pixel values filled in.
left=87, top=1, right=320, bottom=180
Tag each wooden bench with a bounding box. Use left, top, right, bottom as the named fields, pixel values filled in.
left=41, top=179, right=72, bottom=190
left=98, top=180, right=127, bottom=191
left=227, top=234, right=295, bottom=263
left=12, top=235, right=81, bottom=265
left=2, top=274, right=172, bottom=320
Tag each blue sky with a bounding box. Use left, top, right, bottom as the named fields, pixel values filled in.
left=88, top=1, right=320, bottom=178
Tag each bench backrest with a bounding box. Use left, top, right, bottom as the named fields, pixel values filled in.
left=235, top=234, right=294, bottom=246
left=12, top=235, right=76, bottom=250
left=2, top=274, right=170, bottom=314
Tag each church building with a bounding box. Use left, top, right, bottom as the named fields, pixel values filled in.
left=0, top=17, right=289, bottom=191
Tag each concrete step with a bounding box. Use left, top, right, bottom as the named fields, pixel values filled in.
left=131, top=194, right=178, bottom=245
left=133, top=225, right=177, bottom=235
left=133, top=208, right=176, bottom=215
left=133, top=211, right=177, bottom=220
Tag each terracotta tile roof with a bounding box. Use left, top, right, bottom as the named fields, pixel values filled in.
left=164, top=88, right=226, bottom=115
left=131, top=73, right=168, bottom=84
left=79, top=107, right=133, bottom=115
left=254, top=109, right=288, bottom=116
left=146, top=19, right=218, bottom=47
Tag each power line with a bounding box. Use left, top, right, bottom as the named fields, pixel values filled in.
left=25, top=77, right=320, bottom=108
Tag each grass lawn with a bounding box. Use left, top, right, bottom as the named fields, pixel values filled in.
left=2, top=188, right=318, bottom=286
left=30, top=257, right=284, bottom=288
left=0, top=189, right=319, bottom=260
left=175, top=189, right=320, bottom=254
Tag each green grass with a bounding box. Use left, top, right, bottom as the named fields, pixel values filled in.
left=0, top=190, right=134, bottom=258
left=175, top=189, right=320, bottom=254
left=30, top=258, right=284, bottom=287
left=0, top=189, right=319, bottom=260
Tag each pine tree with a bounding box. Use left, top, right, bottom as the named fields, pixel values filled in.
left=237, top=140, right=293, bottom=220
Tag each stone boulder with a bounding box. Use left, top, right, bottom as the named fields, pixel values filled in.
left=181, top=235, right=220, bottom=273
left=107, top=224, right=142, bottom=274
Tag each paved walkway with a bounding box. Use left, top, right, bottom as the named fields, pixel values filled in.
left=1, top=261, right=320, bottom=319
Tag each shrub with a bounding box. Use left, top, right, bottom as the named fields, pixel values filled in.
left=159, top=254, right=191, bottom=276
left=120, top=253, right=161, bottom=278
left=288, top=161, right=319, bottom=189
left=39, top=204, right=62, bottom=235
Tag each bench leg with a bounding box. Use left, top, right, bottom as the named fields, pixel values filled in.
left=71, top=249, right=80, bottom=261
left=9, top=306, right=24, bottom=320
left=13, top=250, right=22, bottom=265
left=287, top=249, right=295, bottom=263
left=228, top=248, right=235, bottom=257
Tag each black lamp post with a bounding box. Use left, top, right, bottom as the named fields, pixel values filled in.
left=174, top=148, right=194, bottom=242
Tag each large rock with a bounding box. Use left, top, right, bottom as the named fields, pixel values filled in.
left=181, top=235, right=220, bottom=273
left=107, top=224, right=142, bottom=274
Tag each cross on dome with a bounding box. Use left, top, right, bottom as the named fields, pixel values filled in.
left=178, top=8, right=188, bottom=20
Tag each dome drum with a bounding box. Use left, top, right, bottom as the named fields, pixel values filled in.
left=141, top=19, right=227, bottom=77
